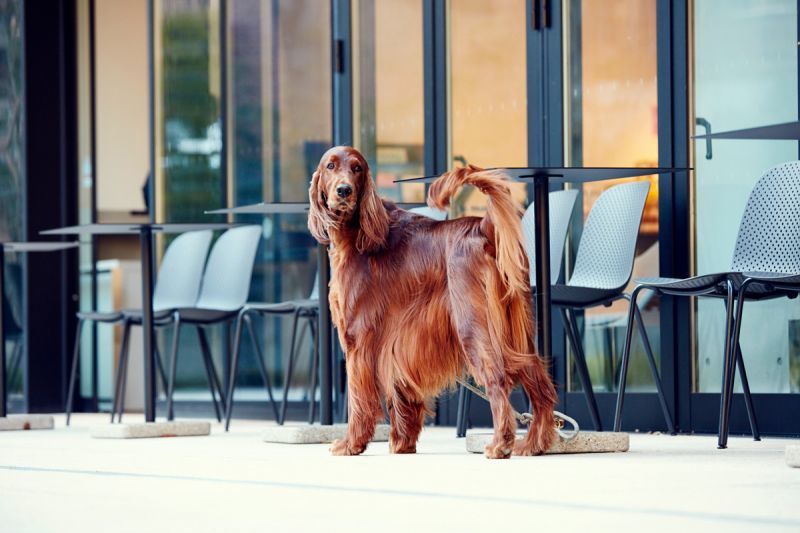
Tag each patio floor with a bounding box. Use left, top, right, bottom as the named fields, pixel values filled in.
left=1, top=414, right=798, bottom=532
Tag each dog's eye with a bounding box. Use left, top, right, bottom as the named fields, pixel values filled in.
left=353, top=165, right=362, bottom=173
left=326, top=162, right=335, bottom=170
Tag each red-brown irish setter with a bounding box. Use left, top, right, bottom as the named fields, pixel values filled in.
left=308, top=146, right=557, bottom=459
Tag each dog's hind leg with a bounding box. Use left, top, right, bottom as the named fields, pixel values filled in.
left=514, top=359, right=558, bottom=455
left=387, top=388, right=427, bottom=454
left=448, top=257, right=517, bottom=459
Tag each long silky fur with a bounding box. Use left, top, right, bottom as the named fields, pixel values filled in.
left=308, top=149, right=557, bottom=458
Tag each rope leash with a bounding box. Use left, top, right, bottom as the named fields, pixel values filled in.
left=456, top=377, right=580, bottom=441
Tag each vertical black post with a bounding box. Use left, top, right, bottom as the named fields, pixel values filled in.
left=0, top=244, right=6, bottom=417
left=139, top=227, right=156, bottom=422
left=423, top=0, right=448, bottom=176
left=533, top=177, right=552, bottom=362
left=318, top=243, right=332, bottom=425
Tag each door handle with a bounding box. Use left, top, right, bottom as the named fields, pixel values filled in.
left=695, top=117, right=713, bottom=160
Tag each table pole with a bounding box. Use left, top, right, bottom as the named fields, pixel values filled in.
left=0, top=244, right=6, bottom=417
left=318, top=243, right=333, bottom=425
left=139, top=227, right=156, bottom=422
left=532, top=178, right=552, bottom=362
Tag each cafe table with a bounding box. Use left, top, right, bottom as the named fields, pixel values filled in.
left=0, top=241, right=79, bottom=422
left=40, top=223, right=233, bottom=428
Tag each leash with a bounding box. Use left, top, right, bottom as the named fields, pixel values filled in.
left=455, top=377, right=580, bottom=441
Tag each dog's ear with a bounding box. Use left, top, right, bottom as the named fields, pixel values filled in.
left=307, top=166, right=331, bottom=245
left=355, top=164, right=389, bottom=254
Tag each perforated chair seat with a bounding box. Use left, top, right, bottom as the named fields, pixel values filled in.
left=743, top=271, right=800, bottom=285
left=121, top=308, right=177, bottom=324
left=171, top=307, right=241, bottom=325
left=635, top=274, right=790, bottom=300
left=76, top=310, right=124, bottom=323
left=550, top=284, right=624, bottom=308
left=244, top=299, right=319, bottom=315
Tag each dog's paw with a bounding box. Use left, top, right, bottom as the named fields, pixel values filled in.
left=330, top=438, right=365, bottom=456
left=389, top=439, right=417, bottom=454
left=484, top=441, right=513, bottom=459
left=513, top=439, right=544, bottom=456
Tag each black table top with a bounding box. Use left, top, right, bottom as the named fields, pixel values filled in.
left=206, top=201, right=427, bottom=215
left=1, top=242, right=80, bottom=252
left=394, top=166, right=689, bottom=185
left=693, top=121, right=800, bottom=141
left=41, top=223, right=236, bottom=236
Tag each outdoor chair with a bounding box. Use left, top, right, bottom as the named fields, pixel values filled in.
left=455, top=189, right=579, bottom=436
left=165, top=225, right=262, bottom=422
left=224, top=273, right=319, bottom=430
left=615, top=161, right=800, bottom=448
left=110, top=230, right=213, bottom=422
left=551, top=181, right=674, bottom=433
left=65, top=230, right=212, bottom=425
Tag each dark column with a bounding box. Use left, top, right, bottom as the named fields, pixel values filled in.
left=23, top=1, right=80, bottom=412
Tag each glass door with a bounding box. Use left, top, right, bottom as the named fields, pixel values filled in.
left=691, top=0, right=800, bottom=435
left=562, top=0, right=664, bottom=429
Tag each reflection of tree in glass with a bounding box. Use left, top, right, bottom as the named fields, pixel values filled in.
left=161, top=7, right=223, bottom=223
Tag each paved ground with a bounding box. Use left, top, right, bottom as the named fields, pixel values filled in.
left=1, top=414, right=798, bottom=532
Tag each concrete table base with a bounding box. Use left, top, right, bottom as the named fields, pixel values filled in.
left=466, top=431, right=629, bottom=455
left=786, top=445, right=800, bottom=467
left=0, top=415, right=54, bottom=431
left=262, top=424, right=390, bottom=444
left=90, top=421, right=211, bottom=439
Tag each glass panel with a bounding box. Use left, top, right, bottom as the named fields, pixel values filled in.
left=565, top=0, right=659, bottom=392
left=693, top=0, right=799, bottom=393
left=155, top=0, right=226, bottom=401
left=0, top=0, right=25, bottom=408
left=449, top=0, right=527, bottom=216
left=226, top=0, right=330, bottom=403
left=353, top=0, right=424, bottom=202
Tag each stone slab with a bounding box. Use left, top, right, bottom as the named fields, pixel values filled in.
left=262, top=423, right=390, bottom=444
left=90, top=421, right=211, bottom=439
left=0, top=415, right=55, bottom=431
left=786, top=445, right=800, bottom=467
left=466, top=431, right=629, bottom=455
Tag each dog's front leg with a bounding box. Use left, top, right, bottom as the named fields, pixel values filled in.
left=330, top=350, right=382, bottom=456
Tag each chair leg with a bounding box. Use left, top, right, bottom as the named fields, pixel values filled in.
left=154, top=343, right=169, bottom=398
left=7, top=341, right=22, bottom=388
left=455, top=384, right=471, bottom=438
left=279, top=309, right=302, bottom=425
left=562, top=308, right=602, bottom=431
left=244, top=313, right=280, bottom=422
left=117, top=325, right=133, bottom=423
left=111, top=321, right=131, bottom=423
left=65, top=319, right=85, bottom=426
left=718, top=280, right=737, bottom=449
left=166, top=316, right=181, bottom=421
left=633, top=299, right=676, bottom=435
left=306, top=318, right=320, bottom=424
left=614, top=288, right=641, bottom=431
left=196, top=326, right=223, bottom=422
left=224, top=313, right=245, bottom=431
left=734, top=343, right=760, bottom=441
left=727, top=288, right=760, bottom=442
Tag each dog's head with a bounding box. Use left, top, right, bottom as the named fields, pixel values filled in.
left=308, top=146, right=388, bottom=254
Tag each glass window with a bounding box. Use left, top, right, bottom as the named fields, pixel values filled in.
left=565, top=0, right=659, bottom=392
left=226, top=0, right=330, bottom=403
left=693, top=0, right=799, bottom=393
left=0, top=0, right=25, bottom=408
left=353, top=0, right=424, bottom=203
left=450, top=0, right=527, bottom=216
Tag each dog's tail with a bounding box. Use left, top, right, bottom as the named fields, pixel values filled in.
left=427, top=165, right=528, bottom=300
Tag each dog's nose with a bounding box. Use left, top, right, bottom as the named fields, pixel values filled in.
left=336, top=184, right=353, bottom=198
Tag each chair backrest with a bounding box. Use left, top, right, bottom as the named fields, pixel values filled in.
left=153, top=230, right=213, bottom=312
left=195, top=225, right=262, bottom=310
left=568, top=180, right=650, bottom=290
left=731, top=160, right=800, bottom=273
left=522, top=189, right=579, bottom=285
left=409, top=206, right=448, bottom=221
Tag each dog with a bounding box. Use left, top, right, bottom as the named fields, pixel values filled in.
left=307, top=146, right=557, bottom=458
